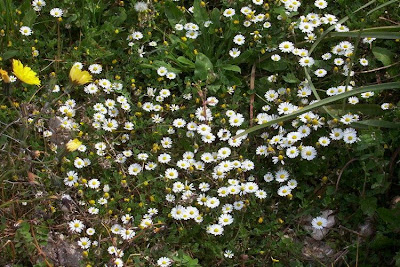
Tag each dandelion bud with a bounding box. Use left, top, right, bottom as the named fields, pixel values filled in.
left=0, top=69, right=10, bottom=83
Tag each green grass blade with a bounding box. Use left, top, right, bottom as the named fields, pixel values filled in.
left=353, top=120, right=400, bottom=128
left=303, top=67, right=338, bottom=119
left=366, top=0, right=400, bottom=15
left=309, top=0, right=376, bottom=56
left=235, top=82, right=400, bottom=138
left=329, top=31, right=400, bottom=39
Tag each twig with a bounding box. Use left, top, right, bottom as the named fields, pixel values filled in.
left=378, top=16, right=400, bottom=25
left=357, top=61, right=400, bottom=74
left=335, top=158, right=358, bottom=193
left=388, top=146, right=400, bottom=184
left=0, top=195, right=57, bottom=209
left=332, top=249, right=349, bottom=265
left=0, top=240, right=16, bottom=259
left=0, top=118, right=20, bottom=137
left=338, top=225, right=362, bottom=236
left=249, top=64, right=256, bottom=127
left=356, top=236, right=360, bottom=267
left=30, top=223, right=52, bottom=266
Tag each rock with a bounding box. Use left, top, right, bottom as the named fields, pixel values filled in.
left=302, top=237, right=335, bottom=259
left=303, top=210, right=336, bottom=241
left=41, top=232, right=82, bottom=267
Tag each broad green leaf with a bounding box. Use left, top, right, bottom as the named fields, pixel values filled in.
left=164, top=1, right=184, bottom=26
left=193, top=0, right=208, bottom=25
left=194, top=53, right=214, bottom=81
left=22, top=9, right=36, bottom=26
left=377, top=207, right=400, bottom=229
left=235, top=82, right=400, bottom=137
left=361, top=197, right=377, bottom=216
left=208, top=84, right=221, bottom=93
left=283, top=73, right=300, bottom=84
left=2, top=50, right=19, bottom=60
left=176, top=56, right=195, bottom=68
left=221, top=64, right=241, bottom=73
left=112, top=9, right=127, bottom=25
left=259, top=60, right=288, bottom=72
left=210, top=8, right=221, bottom=26
left=372, top=47, right=395, bottom=66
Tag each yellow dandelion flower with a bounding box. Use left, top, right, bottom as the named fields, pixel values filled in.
left=66, top=139, right=82, bottom=152
left=69, top=65, right=92, bottom=85
left=0, top=69, right=10, bottom=83
left=12, top=59, right=41, bottom=86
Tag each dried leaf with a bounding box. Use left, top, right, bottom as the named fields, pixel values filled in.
left=27, top=171, right=40, bottom=185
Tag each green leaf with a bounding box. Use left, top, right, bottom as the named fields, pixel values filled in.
left=208, top=84, right=221, bottom=93
left=235, top=82, right=400, bottom=138
left=361, top=197, right=377, bottom=216
left=164, top=1, right=184, bottom=26
left=210, top=8, right=221, bottom=27
left=324, top=104, right=384, bottom=116
left=176, top=56, right=195, bottom=68
left=22, top=9, right=36, bottom=26
left=194, top=53, right=214, bottom=81
left=373, top=47, right=395, bottom=66
left=329, top=31, right=400, bottom=39
left=259, top=60, right=288, bottom=72
left=377, top=207, right=400, bottom=229
left=220, top=64, right=241, bottom=73
left=111, top=9, right=127, bottom=25
left=354, top=120, right=400, bottom=128
left=283, top=73, right=300, bottom=84
left=2, top=50, right=19, bottom=60
left=366, top=0, right=400, bottom=16
left=193, top=0, right=209, bottom=25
